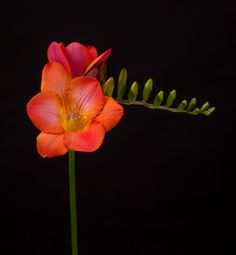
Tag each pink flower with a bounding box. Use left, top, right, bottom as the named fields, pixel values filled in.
left=47, top=41, right=111, bottom=78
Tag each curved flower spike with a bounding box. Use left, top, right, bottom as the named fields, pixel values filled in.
left=48, top=41, right=111, bottom=78
left=27, top=62, right=124, bottom=158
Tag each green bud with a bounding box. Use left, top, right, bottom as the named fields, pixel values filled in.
left=117, top=68, right=127, bottom=99
left=154, top=90, right=164, bottom=106
left=165, top=90, right=176, bottom=107
left=86, top=68, right=98, bottom=78
left=191, top=107, right=200, bottom=115
left=102, top=77, right=115, bottom=96
left=187, top=98, right=197, bottom=111
left=99, top=63, right=107, bottom=84
left=177, top=100, right=187, bottom=111
left=142, top=79, right=153, bottom=102
left=128, top=81, right=139, bottom=103
left=202, top=107, right=215, bottom=116
left=200, top=101, right=210, bottom=112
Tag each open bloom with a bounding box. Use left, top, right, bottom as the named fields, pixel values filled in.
left=27, top=62, right=124, bottom=158
left=47, top=41, right=111, bottom=78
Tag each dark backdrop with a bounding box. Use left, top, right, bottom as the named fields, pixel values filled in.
left=1, top=1, right=235, bottom=255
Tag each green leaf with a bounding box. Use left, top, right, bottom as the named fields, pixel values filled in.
left=200, top=102, right=210, bottom=112
left=154, top=91, right=164, bottom=106
left=128, top=81, right=139, bottom=103
left=177, top=100, right=187, bottom=111
left=102, top=77, right=115, bottom=96
left=187, top=98, right=197, bottom=111
left=117, top=68, right=127, bottom=99
left=142, top=79, right=153, bottom=102
left=165, top=90, right=176, bottom=107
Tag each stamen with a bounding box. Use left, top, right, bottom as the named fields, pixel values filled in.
left=68, top=111, right=81, bottom=120
left=64, top=109, right=87, bottom=132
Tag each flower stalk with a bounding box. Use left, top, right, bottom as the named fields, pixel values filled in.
left=69, top=150, right=78, bottom=255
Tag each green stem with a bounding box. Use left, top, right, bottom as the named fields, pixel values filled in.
left=116, top=98, right=198, bottom=115
left=69, top=150, right=78, bottom=255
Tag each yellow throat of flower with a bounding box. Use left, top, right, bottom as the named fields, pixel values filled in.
left=62, top=107, right=89, bottom=132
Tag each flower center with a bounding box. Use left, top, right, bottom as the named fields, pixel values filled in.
left=63, top=108, right=88, bottom=132
left=68, top=110, right=81, bottom=120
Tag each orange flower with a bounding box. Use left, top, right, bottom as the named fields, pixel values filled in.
left=47, top=41, right=111, bottom=78
left=27, top=62, right=124, bottom=158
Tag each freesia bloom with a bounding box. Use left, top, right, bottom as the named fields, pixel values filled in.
left=47, top=41, right=111, bottom=78
left=27, top=62, right=124, bottom=158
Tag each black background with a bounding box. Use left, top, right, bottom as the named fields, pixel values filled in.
left=1, top=0, right=235, bottom=254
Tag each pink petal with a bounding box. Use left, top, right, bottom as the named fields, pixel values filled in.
left=66, top=77, right=105, bottom=119
left=64, top=120, right=105, bottom=152
left=86, top=68, right=99, bottom=78
left=96, top=97, right=124, bottom=131
left=87, top=45, right=98, bottom=59
left=84, top=48, right=111, bottom=75
left=41, top=62, right=70, bottom=98
left=47, top=42, right=71, bottom=74
left=27, top=91, right=64, bottom=134
left=65, top=42, right=94, bottom=77
left=37, top=132, right=68, bottom=158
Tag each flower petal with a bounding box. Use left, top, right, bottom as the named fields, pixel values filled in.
left=87, top=45, right=98, bottom=59
left=37, top=132, right=68, bottom=158
left=41, top=62, right=70, bottom=98
left=47, top=42, right=71, bottom=74
left=86, top=67, right=99, bottom=78
left=84, top=48, right=111, bottom=75
left=67, top=77, right=105, bottom=119
left=65, top=42, right=94, bottom=77
left=64, top=120, right=105, bottom=152
left=96, top=97, right=124, bottom=131
left=27, top=91, right=64, bottom=134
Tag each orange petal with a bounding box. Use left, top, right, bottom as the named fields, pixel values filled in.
left=65, top=42, right=94, bottom=77
left=27, top=91, right=64, bottom=134
left=96, top=97, right=124, bottom=131
left=37, top=132, right=68, bottom=158
left=47, top=42, right=71, bottom=74
left=67, top=77, right=105, bottom=119
left=41, top=62, right=70, bottom=98
left=84, top=48, right=111, bottom=75
left=87, top=45, right=98, bottom=59
left=64, top=120, right=105, bottom=152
